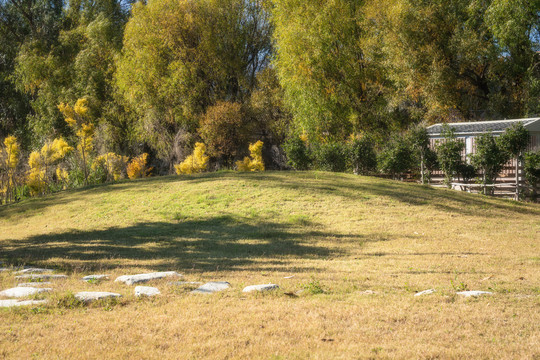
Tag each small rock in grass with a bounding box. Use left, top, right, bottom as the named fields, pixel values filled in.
left=414, top=289, right=436, bottom=297
left=170, top=281, right=203, bottom=286
left=0, top=299, right=48, bottom=308
left=0, top=268, right=10, bottom=273
left=0, top=287, right=52, bottom=298
left=191, top=281, right=230, bottom=294
left=134, top=286, right=161, bottom=297
left=360, top=290, right=376, bottom=295
left=14, top=268, right=54, bottom=274
left=82, top=274, right=110, bottom=282
left=242, top=284, right=279, bottom=293
left=115, top=271, right=181, bottom=286
left=75, top=292, right=122, bottom=303
left=17, top=282, right=53, bottom=287
left=457, top=291, right=493, bottom=297
left=15, top=274, right=67, bottom=280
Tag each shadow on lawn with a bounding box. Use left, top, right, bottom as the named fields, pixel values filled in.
left=0, top=215, right=357, bottom=272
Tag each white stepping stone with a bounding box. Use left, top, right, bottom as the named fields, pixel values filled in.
left=457, top=291, right=493, bottom=297
left=415, top=289, right=436, bottom=297
left=0, top=268, right=9, bottom=273
left=115, top=271, right=181, bottom=285
left=18, top=282, right=53, bottom=287
left=15, top=274, right=67, bottom=280
left=75, top=292, right=122, bottom=303
left=14, top=268, right=54, bottom=274
left=191, top=281, right=230, bottom=294
left=82, top=274, right=110, bottom=282
left=0, top=287, right=52, bottom=298
left=134, top=286, right=161, bottom=297
left=0, top=299, right=48, bottom=308
left=243, top=284, right=279, bottom=293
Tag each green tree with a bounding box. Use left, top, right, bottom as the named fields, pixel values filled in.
left=273, top=0, right=388, bottom=140
left=435, top=125, right=465, bottom=187
left=470, top=132, right=509, bottom=195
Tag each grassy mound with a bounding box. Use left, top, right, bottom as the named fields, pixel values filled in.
left=0, top=171, right=538, bottom=359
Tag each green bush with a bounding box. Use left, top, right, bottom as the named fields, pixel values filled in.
left=283, top=136, right=312, bottom=170
left=312, top=142, right=349, bottom=172
left=435, top=125, right=465, bottom=187
left=523, top=150, right=540, bottom=200
left=470, top=132, right=509, bottom=194
left=350, top=136, right=377, bottom=175
left=377, top=135, right=412, bottom=180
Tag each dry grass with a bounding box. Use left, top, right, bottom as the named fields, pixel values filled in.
left=0, top=171, right=539, bottom=359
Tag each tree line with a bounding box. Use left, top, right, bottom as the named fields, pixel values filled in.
left=1, top=0, right=540, bottom=200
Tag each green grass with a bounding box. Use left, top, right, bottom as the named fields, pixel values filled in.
left=0, top=171, right=539, bottom=359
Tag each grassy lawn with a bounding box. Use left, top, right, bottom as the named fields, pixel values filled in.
left=0, top=171, right=539, bottom=359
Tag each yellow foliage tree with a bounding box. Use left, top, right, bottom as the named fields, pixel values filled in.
left=0, top=136, right=20, bottom=203
left=175, top=142, right=209, bottom=175
left=127, top=153, right=152, bottom=179
left=58, top=98, right=94, bottom=185
left=27, top=138, right=73, bottom=196
left=92, top=153, right=129, bottom=181
left=236, top=140, right=264, bottom=172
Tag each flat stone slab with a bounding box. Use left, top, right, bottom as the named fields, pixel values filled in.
left=191, top=281, right=230, bottom=294
left=14, top=268, right=54, bottom=274
left=115, top=271, right=181, bottom=285
left=82, top=274, right=110, bottom=282
left=75, top=292, right=122, bottom=303
left=242, top=284, right=279, bottom=293
left=0, top=299, right=48, bottom=308
left=457, top=291, right=493, bottom=297
left=15, top=274, right=67, bottom=280
left=415, top=289, right=436, bottom=297
left=170, top=281, right=203, bottom=286
left=0, top=287, right=52, bottom=298
left=134, top=286, right=161, bottom=297
left=0, top=268, right=10, bottom=273
left=17, top=282, right=53, bottom=287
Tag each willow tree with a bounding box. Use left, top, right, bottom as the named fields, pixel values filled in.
left=116, top=0, right=272, bottom=164
left=273, top=0, right=388, bottom=141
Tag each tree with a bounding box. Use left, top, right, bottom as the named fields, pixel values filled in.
left=407, top=125, right=430, bottom=184
left=435, top=125, right=465, bottom=187
left=378, top=135, right=412, bottom=180
left=470, top=132, right=509, bottom=195
left=273, top=0, right=389, bottom=140
left=497, top=122, right=530, bottom=198
left=116, top=0, right=272, bottom=164
left=350, top=135, right=377, bottom=175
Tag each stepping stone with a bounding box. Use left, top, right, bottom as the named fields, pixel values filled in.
left=17, top=282, right=53, bottom=287
left=0, top=287, right=52, bottom=298
left=0, top=268, right=9, bottom=273
left=115, top=271, right=181, bottom=285
left=134, top=286, right=161, bottom=297
left=0, top=299, right=48, bottom=308
left=191, top=281, right=230, bottom=294
left=457, top=291, right=493, bottom=297
left=415, top=289, right=436, bottom=297
left=82, top=274, right=110, bottom=282
left=243, top=284, right=279, bottom=293
left=170, top=281, right=203, bottom=286
left=75, top=292, right=122, bottom=303
left=15, top=274, right=67, bottom=280
left=14, top=268, right=54, bottom=274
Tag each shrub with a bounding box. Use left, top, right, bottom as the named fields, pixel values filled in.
left=127, top=153, right=151, bottom=179
left=175, top=142, right=209, bottom=174
left=470, top=132, right=509, bottom=194
left=283, top=136, right=311, bottom=170
left=350, top=136, right=377, bottom=175
left=198, top=101, right=251, bottom=165
left=92, top=153, right=129, bottom=182
left=435, top=125, right=465, bottom=187
left=377, top=135, right=413, bottom=180
left=523, top=150, right=540, bottom=200
left=27, top=138, right=73, bottom=196
left=312, top=142, right=349, bottom=172
left=0, top=135, right=20, bottom=203
left=237, top=140, right=265, bottom=172
left=407, top=125, right=430, bottom=183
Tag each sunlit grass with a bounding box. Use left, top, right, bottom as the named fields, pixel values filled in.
left=0, top=171, right=539, bottom=359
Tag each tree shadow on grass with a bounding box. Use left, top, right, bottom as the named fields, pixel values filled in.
left=0, top=215, right=359, bottom=272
